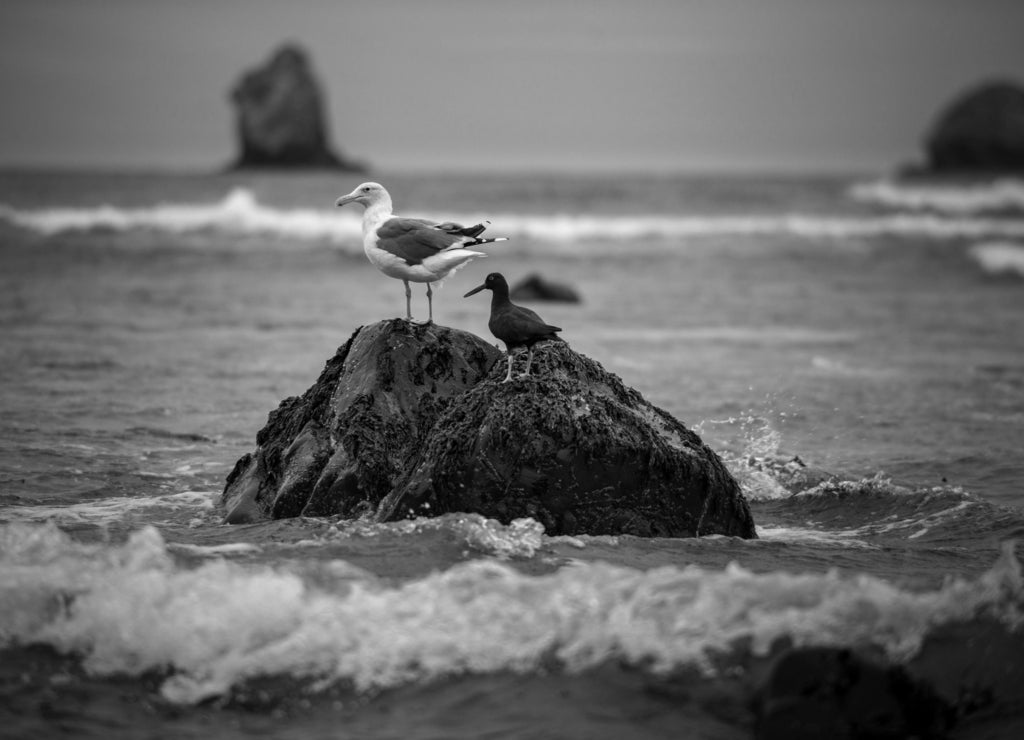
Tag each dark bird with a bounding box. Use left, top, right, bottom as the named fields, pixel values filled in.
left=464, top=272, right=562, bottom=382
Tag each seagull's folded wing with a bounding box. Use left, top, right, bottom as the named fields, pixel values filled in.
left=376, top=217, right=464, bottom=264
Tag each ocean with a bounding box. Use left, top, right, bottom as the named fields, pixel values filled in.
left=1, top=169, right=1023, bottom=738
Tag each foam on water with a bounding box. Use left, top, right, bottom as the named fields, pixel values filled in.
left=5, top=188, right=1024, bottom=247
left=849, top=178, right=1024, bottom=213
left=1, top=522, right=1020, bottom=704
left=968, top=241, right=1024, bottom=278
left=293, top=513, right=547, bottom=560
left=0, top=491, right=217, bottom=526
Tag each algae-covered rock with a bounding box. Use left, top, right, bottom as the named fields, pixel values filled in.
left=221, top=320, right=499, bottom=523
left=378, top=340, right=756, bottom=538
left=222, top=320, right=756, bottom=539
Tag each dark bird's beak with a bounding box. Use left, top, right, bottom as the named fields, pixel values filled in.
left=464, top=284, right=486, bottom=298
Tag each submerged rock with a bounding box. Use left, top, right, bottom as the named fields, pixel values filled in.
left=923, top=80, right=1024, bottom=174
left=222, top=319, right=756, bottom=538
left=229, top=44, right=363, bottom=170
left=509, top=273, right=582, bottom=303
left=753, top=647, right=953, bottom=740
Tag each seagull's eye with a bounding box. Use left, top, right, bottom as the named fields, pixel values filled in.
left=362, top=187, right=371, bottom=192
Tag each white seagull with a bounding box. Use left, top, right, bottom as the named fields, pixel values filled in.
left=335, top=182, right=507, bottom=322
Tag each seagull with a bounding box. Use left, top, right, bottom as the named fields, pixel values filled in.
left=464, top=272, right=562, bottom=382
left=335, top=182, right=507, bottom=322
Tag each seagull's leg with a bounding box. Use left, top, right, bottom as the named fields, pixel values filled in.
left=426, top=282, right=434, bottom=324
left=521, top=346, right=534, bottom=378
left=502, top=353, right=514, bottom=383
left=403, top=280, right=412, bottom=321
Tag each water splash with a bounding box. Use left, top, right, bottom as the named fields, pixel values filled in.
left=968, top=241, right=1024, bottom=279
left=4, top=523, right=1019, bottom=703
left=849, top=178, right=1024, bottom=214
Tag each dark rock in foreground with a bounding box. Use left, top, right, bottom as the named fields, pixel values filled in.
left=923, top=80, right=1024, bottom=175
left=229, top=44, right=364, bottom=171
left=222, top=319, right=756, bottom=538
left=753, top=647, right=953, bottom=740
left=509, top=273, right=582, bottom=303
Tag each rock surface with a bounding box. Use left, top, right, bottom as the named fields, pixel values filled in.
left=222, top=320, right=498, bottom=523
left=222, top=319, right=756, bottom=539
left=509, top=273, right=582, bottom=303
left=924, top=80, right=1024, bottom=174
left=229, top=44, right=363, bottom=170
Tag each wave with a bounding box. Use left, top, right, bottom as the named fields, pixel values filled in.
left=968, top=241, right=1024, bottom=278
left=5, top=188, right=1024, bottom=246
left=1, top=522, right=1020, bottom=704
left=849, top=178, right=1024, bottom=214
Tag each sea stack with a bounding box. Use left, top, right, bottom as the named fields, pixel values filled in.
left=229, top=44, right=363, bottom=170
left=923, top=79, right=1024, bottom=175
left=222, top=320, right=757, bottom=539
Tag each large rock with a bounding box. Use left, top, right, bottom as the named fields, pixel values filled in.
left=924, top=80, right=1024, bottom=174
left=229, top=44, right=363, bottom=170
left=222, top=319, right=757, bottom=539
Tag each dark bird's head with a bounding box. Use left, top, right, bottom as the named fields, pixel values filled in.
left=464, top=272, right=508, bottom=298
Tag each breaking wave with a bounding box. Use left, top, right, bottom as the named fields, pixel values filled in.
left=1, top=522, right=1020, bottom=704
left=4, top=188, right=1024, bottom=246
left=968, top=241, right=1024, bottom=279
left=849, top=178, right=1024, bottom=214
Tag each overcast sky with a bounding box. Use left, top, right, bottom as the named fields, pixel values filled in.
left=1, top=0, right=1022, bottom=173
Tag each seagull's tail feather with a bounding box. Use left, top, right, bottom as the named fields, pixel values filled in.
left=463, top=236, right=509, bottom=247
left=436, top=220, right=491, bottom=238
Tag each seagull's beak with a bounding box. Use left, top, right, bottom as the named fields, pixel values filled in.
left=335, top=193, right=358, bottom=207
left=463, top=284, right=486, bottom=298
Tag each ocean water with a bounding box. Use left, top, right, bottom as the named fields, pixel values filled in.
left=1, top=170, right=1023, bottom=738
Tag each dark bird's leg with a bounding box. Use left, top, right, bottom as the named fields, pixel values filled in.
left=521, top=346, right=534, bottom=378
left=403, top=280, right=413, bottom=321
left=502, top=353, right=514, bottom=383
left=426, top=282, right=434, bottom=323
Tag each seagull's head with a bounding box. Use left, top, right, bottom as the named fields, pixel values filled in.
left=335, top=182, right=389, bottom=209
left=464, top=272, right=508, bottom=297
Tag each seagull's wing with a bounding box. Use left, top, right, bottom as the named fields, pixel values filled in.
left=375, top=217, right=466, bottom=265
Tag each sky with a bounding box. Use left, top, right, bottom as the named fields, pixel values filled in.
left=1, top=0, right=1023, bottom=174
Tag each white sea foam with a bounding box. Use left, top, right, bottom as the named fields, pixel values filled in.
left=1, top=522, right=1020, bottom=704
left=968, top=241, right=1024, bottom=278
left=5, top=189, right=1024, bottom=246
left=0, top=491, right=217, bottom=526
left=298, top=514, right=547, bottom=560
left=850, top=178, right=1024, bottom=213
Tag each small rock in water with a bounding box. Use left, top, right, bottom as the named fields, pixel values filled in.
left=509, top=273, right=582, bottom=303
left=753, top=647, right=953, bottom=740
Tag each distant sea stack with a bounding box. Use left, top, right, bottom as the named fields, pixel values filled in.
left=229, top=44, right=364, bottom=171
left=221, top=319, right=757, bottom=539
left=921, top=80, right=1024, bottom=175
